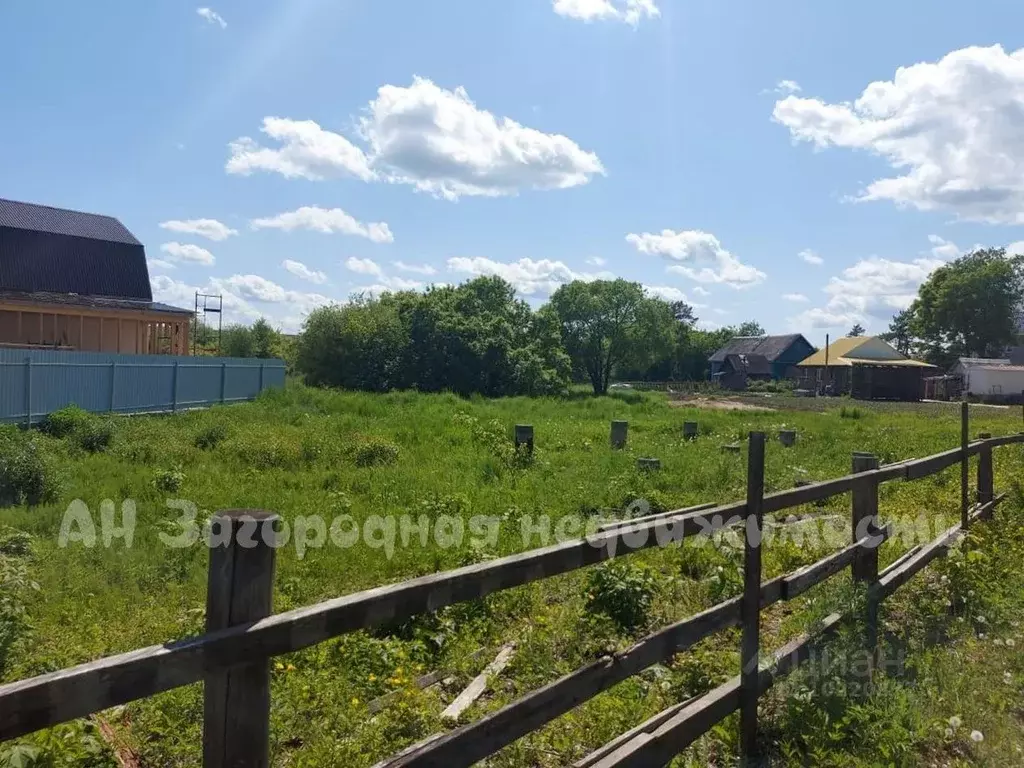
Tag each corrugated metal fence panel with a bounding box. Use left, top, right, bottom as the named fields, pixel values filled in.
left=0, top=348, right=286, bottom=424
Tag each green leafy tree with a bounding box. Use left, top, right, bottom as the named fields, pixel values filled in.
left=548, top=280, right=672, bottom=394
left=249, top=318, right=279, bottom=358
left=912, top=248, right=1024, bottom=364
left=295, top=295, right=409, bottom=391
left=221, top=324, right=254, bottom=358
left=879, top=309, right=914, bottom=355
left=848, top=323, right=865, bottom=337
left=294, top=277, right=570, bottom=396
left=735, top=320, right=765, bottom=337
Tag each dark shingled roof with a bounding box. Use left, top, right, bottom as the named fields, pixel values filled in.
left=709, top=334, right=807, bottom=364
left=0, top=198, right=153, bottom=301
left=723, top=353, right=773, bottom=376
left=0, top=289, right=190, bottom=315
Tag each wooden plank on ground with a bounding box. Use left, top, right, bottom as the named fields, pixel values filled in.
left=441, top=645, right=516, bottom=722
left=376, top=579, right=786, bottom=768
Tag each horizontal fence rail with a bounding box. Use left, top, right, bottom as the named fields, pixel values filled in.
left=0, top=347, right=285, bottom=424
left=0, top=422, right=1021, bottom=767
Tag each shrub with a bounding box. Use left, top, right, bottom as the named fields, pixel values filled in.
left=39, top=405, right=92, bottom=438
left=586, top=561, right=657, bottom=632
left=194, top=423, right=228, bottom=450
left=0, top=429, right=59, bottom=507
left=153, top=467, right=185, bottom=494
left=39, top=406, right=113, bottom=452
left=839, top=406, right=864, bottom=420
left=354, top=438, right=400, bottom=468
left=76, top=419, right=113, bottom=453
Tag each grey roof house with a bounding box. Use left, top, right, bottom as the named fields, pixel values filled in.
left=709, top=334, right=815, bottom=380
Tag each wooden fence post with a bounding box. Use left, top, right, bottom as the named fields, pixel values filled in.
left=740, top=431, right=766, bottom=762
left=683, top=422, right=698, bottom=441
left=961, top=401, right=969, bottom=529
left=852, top=452, right=880, bottom=673
left=611, top=421, right=628, bottom=450
left=514, top=425, right=534, bottom=454
left=977, top=432, right=993, bottom=509
left=204, top=510, right=278, bottom=768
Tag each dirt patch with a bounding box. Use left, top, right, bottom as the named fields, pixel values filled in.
left=667, top=396, right=775, bottom=412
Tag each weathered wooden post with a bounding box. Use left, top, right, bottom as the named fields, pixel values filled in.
left=852, top=452, right=880, bottom=677
left=611, top=420, right=628, bottom=450
left=514, top=425, right=535, bottom=455
left=204, top=510, right=278, bottom=768
left=779, top=429, right=797, bottom=447
left=740, top=432, right=766, bottom=762
left=977, top=432, right=993, bottom=509
left=683, top=422, right=698, bottom=441
left=636, top=457, right=661, bottom=472
left=960, top=401, right=969, bottom=529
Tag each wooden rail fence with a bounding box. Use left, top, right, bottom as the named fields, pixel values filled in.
left=0, top=414, right=1021, bottom=767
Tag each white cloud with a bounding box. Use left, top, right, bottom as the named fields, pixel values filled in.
left=359, top=77, right=605, bottom=200
left=626, top=229, right=766, bottom=289
left=788, top=237, right=955, bottom=332
left=798, top=249, right=823, bottom=265
left=345, top=257, right=384, bottom=277
left=392, top=261, right=437, bottom=275
left=344, top=258, right=432, bottom=294
left=789, top=307, right=861, bottom=331
left=151, top=274, right=333, bottom=333
left=159, top=242, right=215, bottom=266
left=692, top=286, right=711, bottom=296
left=776, top=80, right=801, bottom=94
left=250, top=206, right=393, bottom=243
left=159, top=218, right=237, bottom=242
left=446, top=256, right=611, bottom=296
left=773, top=44, right=1024, bottom=224
left=1006, top=240, right=1024, bottom=256
left=283, top=259, right=328, bottom=285
left=927, top=235, right=963, bottom=260
left=196, top=7, right=226, bottom=28
left=227, top=118, right=375, bottom=182
left=553, top=0, right=660, bottom=26
left=643, top=285, right=707, bottom=308
left=782, top=293, right=809, bottom=302
left=586, top=256, right=607, bottom=266
left=356, top=277, right=427, bottom=296
left=228, top=78, right=604, bottom=201
left=147, top=258, right=176, bottom=271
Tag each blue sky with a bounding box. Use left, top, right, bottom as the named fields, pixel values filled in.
left=3, top=1, right=1024, bottom=341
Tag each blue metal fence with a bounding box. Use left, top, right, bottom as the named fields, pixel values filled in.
left=0, top=348, right=286, bottom=424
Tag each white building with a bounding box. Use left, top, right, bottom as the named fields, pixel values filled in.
left=961, top=362, right=1024, bottom=400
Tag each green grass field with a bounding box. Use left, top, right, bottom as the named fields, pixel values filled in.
left=2, top=385, right=1024, bottom=766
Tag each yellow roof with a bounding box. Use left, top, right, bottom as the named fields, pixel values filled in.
left=797, top=336, right=936, bottom=368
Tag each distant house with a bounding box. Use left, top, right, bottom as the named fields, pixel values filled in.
left=796, top=336, right=936, bottom=401
left=0, top=198, right=192, bottom=354
left=715, top=353, right=773, bottom=391
left=709, top=334, right=815, bottom=381
left=946, top=357, right=1024, bottom=402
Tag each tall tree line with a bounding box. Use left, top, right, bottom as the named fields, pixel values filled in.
left=293, top=276, right=764, bottom=396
